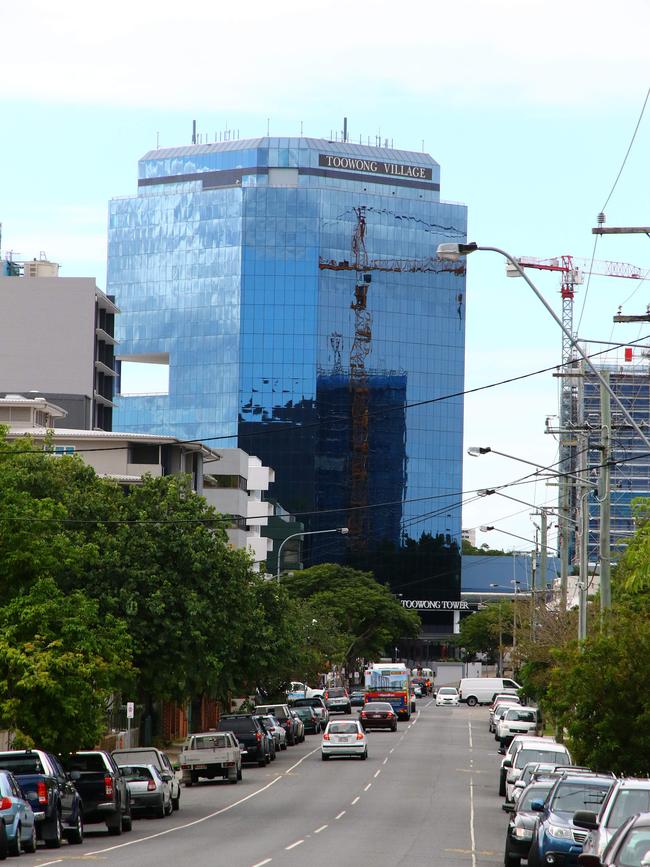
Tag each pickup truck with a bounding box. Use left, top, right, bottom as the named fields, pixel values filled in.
left=0, top=749, right=83, bottom=848
left=59, top=750, right=131, bottom=835
left=179, top=732, right=242, bottom=786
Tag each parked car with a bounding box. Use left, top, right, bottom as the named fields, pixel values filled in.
left=179, top=731, right=242, bottom=785
left=257, top=718, right=277, bottom=760
left=490, top=698, right=521, bottom=732
left=511, top=762, right=567, bottom=805
left=459, top=676, right=520, bottom=706
left=257, top=715, right=287, bottom=751
left=112, top=747, right=180, bottom=811
left=435, top=687, right=460, bottom=707
left=577, top=812, right=650, bottom=866
left=324, top=687, right=351, bottom=715
left=60, top=750, right=132, bottom=835
left=321, top=720, right=368, bottom=761
left=290, top=711, right=305, bottom=742
left=254, top=704, right=300, bottom=746
left=576, top=778, right=650, bottom=858
left=217, top=715, right=270, bottom=767
left=412, top=683, right=423, bottom=698
left=504, top=739, right=573, bottom=804
left=504, top=779, right=555, bottom=866
left=0, top=749, right=84, bottom=848
left=118, top=764, right=173, bottom=818
left=527, top=772, right=615, bottom=866
left=289, top=697, right=329, bottom=730
left=359, top=702, right=398, bottom=732
left=496, top=706, right=540, bottom=746
left=291, top=706, right=320, bottom=735
left=0, top=769, right=37, bottom=856
left=350, top=690, right=366, bottom=708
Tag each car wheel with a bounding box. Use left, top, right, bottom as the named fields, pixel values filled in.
left=165, top=797, right=173, bottom=816
left=237, top=766, right=242, bottom=780
left=156, top=798, right=166, bottom=819
left=23, top=824, right=37, bottom=854
left=504, top=839, right=521, bottom=867
left=392, top=723, right=397, bottom=731
left=466, top=696, right=478, bottom=707
left=360, top=750, right=368, bottom=760
left=7, top=824, right=21, bottom=857
left=107, top=809, right=123, bottom=836
left=184, top=777, right=193, bottom=787
left=66, top=811, right=84, bottom=845
left=0, top=819, right=7, bottom=861
left=281, top=742, right=287, bottom=750
left=121, top=807, right=133, bottom=832
left=171, top=791, right=180, bottom=811
left=321, top=753, right=329, bottom=761
left=43, top=812, right=63, bottom=848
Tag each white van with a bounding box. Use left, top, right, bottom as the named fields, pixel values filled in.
left=458, top=677, right=520, bottom=706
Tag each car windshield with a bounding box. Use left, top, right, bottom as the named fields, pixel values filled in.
left=329, top=723, right=359, bottom=734
left=256, top=707, right=287, bottom=720
left=365, top=703, right=392, bottom=712
left=515, top=748, right=568, bottom=769
left=60, top=754, right=106, bottom=772
left=607, top=789, right=650, bottom=829
left=120, top=765, right=153, bottom=782
left=614, top=828, right=650, bottom=867
left=294, top=708, right=313, bottom=718
left=0, top=754, right=45, bottom=775
left=293, top=699, right=320, bottom=708
left=551, top=782, right=611, bottom=812
left=439, top=688, right=457, bottom=696
left=507, top=709, right=536, bottom=722
left=519, top=783, right=553, bottom=812
left=327, top=689, right=346, bottom=697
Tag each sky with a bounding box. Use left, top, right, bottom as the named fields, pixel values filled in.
left=1, top=0, right=649, bottom=552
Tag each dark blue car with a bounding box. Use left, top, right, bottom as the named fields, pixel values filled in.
left=527, top=772, right=614, bottom=866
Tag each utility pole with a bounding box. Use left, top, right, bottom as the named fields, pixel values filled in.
left=577, top=361, right=589, bottom=640
left=599, top=373, right=612, bottom=611
left=530, top=529, right=538, bottom=640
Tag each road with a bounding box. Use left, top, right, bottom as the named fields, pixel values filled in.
left=25, top=701, right=509, bottom=867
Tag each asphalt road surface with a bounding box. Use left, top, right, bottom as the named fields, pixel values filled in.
left=25, top=700, right=509, bottom=867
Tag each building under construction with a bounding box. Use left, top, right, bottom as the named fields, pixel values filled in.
left=108, top=133, right=468, bottom=642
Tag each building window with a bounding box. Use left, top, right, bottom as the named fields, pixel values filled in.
left=45, top=445, right=75, bottom=456
left=128, top=443, right=160, bottom=464
left=213, top=474, right=248, bottom=491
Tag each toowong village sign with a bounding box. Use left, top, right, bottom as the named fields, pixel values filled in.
left=318, top=153, right=433, bottom=181
left=401, top=599, right=470, bottom=611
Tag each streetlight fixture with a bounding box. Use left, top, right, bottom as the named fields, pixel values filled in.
left=468, top=445, right=593, bottom=488
left=276, top=527, right=349, bottom=581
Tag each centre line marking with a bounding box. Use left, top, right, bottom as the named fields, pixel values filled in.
left=314, top=825, right=328, bottom=834
left=374, top=769, right=381, bottom=778
left=252, top=860, right=272, bottom=867
left=469, top=779, right=477, bottom=867
left=286, top=840, right=304, bottom=850
left=364, top=783, right=372, bottom=791
left=389, top=747, right=394, bottom=754
left=335, top=810, right=346, bottom=820
left=383, top=757, right=388, bottom=765
left=351, top=796, right=360, bottom=805
left=468, top=719, right=473, bottom=751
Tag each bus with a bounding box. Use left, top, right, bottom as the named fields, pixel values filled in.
left=364, top=663, right=412, bottom=720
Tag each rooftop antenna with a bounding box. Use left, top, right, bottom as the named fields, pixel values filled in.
left=192, top=120, right=197, bottom=145
left=300, top=120, right=303, bottom=136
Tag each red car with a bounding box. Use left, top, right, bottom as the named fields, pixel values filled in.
left=360, top=702, right=398, bottom=732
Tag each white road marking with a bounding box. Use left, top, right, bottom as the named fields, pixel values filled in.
left=314, top=825, right=328, bottom=834
left=351, top=796, right=360, bottom=805
left=34, top=862, right=63, bottom=867
left=382, top=757, right=388, bottom=765
left=285, top=746, right=322, bottom=773
left=424, top=699, right=434, bottom=708
left=252, top=860, right=273, bottom=867
left=468, top=719, right=473, bottom=751
left=335, top=810, right=346, bottom=820
left=286, top=840, right=304, bottom=850
left=389, top=748, right=394, bottom=754
left=374, top=769, right=381, bottom=778
left=469, top=779, right=477, bottom=867
left=364, top=782, right=372, bottom=791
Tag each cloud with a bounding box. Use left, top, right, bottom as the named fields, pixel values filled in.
left=3, top=0, right=647, bottom=110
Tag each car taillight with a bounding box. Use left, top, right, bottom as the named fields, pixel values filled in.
left=37, top=781, right=48, bottom=805
left=322, top=733, right=330, bottom=740
left=0, top=797, right=12, bottom=810
left=356, top=733, right=364, bottom=740
left=147, top=780, right=156, bottom=791
left=104, top=775, right=113, bottom=797
left=360, top=711, right=367, bottom=718
left=256, top=732, right=262, bottom=742
left=387, top=712, right=395, bottom=718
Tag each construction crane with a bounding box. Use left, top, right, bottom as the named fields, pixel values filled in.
left=323, top=208, right=465, bottom=550
left=510, top=253, right=649, bottom=606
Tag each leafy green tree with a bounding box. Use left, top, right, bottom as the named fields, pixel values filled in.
left=545, top=606, right=650, bottom=774
left=280, top=564, right=420, bottom=668
left=0, top=578, right=133, bottom=753
left=454, top=601, right=513, bottom=659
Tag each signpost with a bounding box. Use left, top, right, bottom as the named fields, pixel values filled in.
left=126, top=701, right=134, bottom=748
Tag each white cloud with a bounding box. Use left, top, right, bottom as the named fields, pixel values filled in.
left=2, top=0, right=647, bottom=110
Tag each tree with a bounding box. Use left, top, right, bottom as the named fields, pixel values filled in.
left=280, top=564, right=420, bottom=668
left=0, top=578, right=133, bottom=753
left=454, top=601, right=513, bottom=660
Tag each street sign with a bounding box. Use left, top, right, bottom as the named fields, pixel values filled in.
left=126, top=702, right=135, bottom=720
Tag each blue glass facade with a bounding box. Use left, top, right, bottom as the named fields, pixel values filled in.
left=108, top=137, right=467, bottom=609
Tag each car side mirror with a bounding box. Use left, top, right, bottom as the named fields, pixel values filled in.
left=530, top=800, right=545, bottom=812
left=161, top=773, right=173, bottom=782
left=573, top=811, right=599, bottom=831
left=502, top=759, right=512, bottom=768
left=502, top=802, right=514, bottom=813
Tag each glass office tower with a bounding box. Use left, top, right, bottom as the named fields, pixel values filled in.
left=108, top=137, right=467, bottom=641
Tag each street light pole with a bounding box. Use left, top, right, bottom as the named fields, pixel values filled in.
left=276, top=527, right=349, bottom=581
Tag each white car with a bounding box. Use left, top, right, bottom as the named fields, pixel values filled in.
left=496, top=706, right=539, bottom=745
left=504, top=740, right=572, bottom=804
left=321, top=720, right=368, bottom=761
left=435, top=687, right=459, bottom=706
left=489, top=698, right=521, bottom=732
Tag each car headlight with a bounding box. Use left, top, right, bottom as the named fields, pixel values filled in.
left=512, top=827, right=533, bottom=840
left=547, top=823, right=573, bottom=840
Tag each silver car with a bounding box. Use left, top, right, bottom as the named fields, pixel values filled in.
left=256, top=715, right=287, bottom=751
left=118, top=764, right=173, bottom=818
left=0, top=769, right=37, bottom=856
